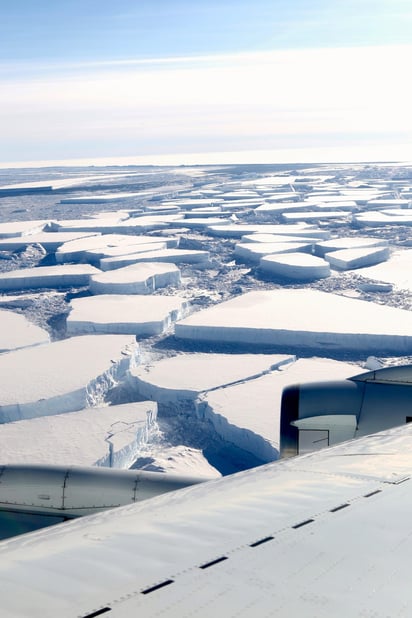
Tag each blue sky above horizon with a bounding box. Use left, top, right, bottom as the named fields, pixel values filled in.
left=1, top=0, right=412, bottom=165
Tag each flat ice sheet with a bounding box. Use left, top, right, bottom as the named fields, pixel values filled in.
left=207, top=223, right=330, bottom=239
left=0, top=264, right=100, bottom=290
left=325, top=246, right=390, bottom=270
left=129, top=353, right=294, bottom=403
left=0, top=221, right=49, bottom=238
left=235, top=241, right=313, bottom=262
left=90, top=262, right=181, bottom=294
left=315, top=236, right=389, bottom=256
left=100, top=248, right=209, bottom=271
left=0, top=309, right=49, bottom=352
left=67, top=294, right=190, bottom=336
left=0, top=232, right=99, bottom=252
left=259, top=252, right=330, bottom=279
left=0, top=335, right=137, bottom=422
left=175, top=289, right=412, bottom=353
left=0, top=402, right=157, bottom=468
left=357, top=249, right=412, bottom=291
left=198, top=357, right=362, bottom=462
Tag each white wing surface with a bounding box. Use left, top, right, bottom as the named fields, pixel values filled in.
left=1, top=424, right=412, bottom=617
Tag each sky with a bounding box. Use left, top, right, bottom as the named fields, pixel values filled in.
left=1, top=0, right=412, bottom=166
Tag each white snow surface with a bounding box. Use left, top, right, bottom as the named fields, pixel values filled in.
left=128, top=353, right=294, bottom=404
left=259, top=252, right=331, bottom=280
left=0, top=264, right=100, bottom=290
left=325, top=246, right=390, bottom=270
left=89, top=262, right=181, bottom=295
left=197, top=357, right=363, bottom=462
left=0, top=220, right=48, bottom=238
left=234, top=241, right=313, bottom=262
left=0, top=309, right=49, bottom=352
left=0, top=402, right=157, bottom=468
left=55, top=234, right=135, bottom=263
left=175, top=289, right=412, bottom=352
left=100, top=248, right=210, bottom=271
left=0, top=335, right=138, bottom=423
left=0, top=232, right=99, bottom=252
left=315, top=236, right=389, bottom=256
left=358, top=249, right=412, bottom=291
left=67, top=294, right=190, bottom=336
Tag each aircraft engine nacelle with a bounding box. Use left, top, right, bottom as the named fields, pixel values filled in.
left=280, top=364, right=412, bottom=458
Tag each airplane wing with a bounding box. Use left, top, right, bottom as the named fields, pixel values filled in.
left=1, top=423, right=412, bottom=617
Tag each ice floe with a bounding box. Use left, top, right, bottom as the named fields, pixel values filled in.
left=89, top=262, right=181, bottom=295
left=314, top=236, right=388, bottom=256
left=259, top=252, right=331, bottom=280
left=100, top=248, right=209, bottom=271
left=197, top=357, right=362, bottom=462
left=67, top=295, right=190, bottom=336
left=0, top=402, right=157, bottom=468
left=234, top=241, right=313, bottom=263
left=0, top=309, right=49, bottom=352
left=175, top=289, right=412, bottom=353
left=0, top=264, right=100, bottom=290
left=128, top=353, right=294, bottom=407
left=358, top=249, right=412, bottom=291
left=0, top=335, right=137, bottom=423
left=0, top=221, right=49, bottom=238
left=325, top=246, right=390, bottom=270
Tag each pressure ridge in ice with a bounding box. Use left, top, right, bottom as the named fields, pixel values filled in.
left=0, top=402, right=157, bottom=468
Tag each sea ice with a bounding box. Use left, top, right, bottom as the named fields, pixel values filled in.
left=0, top=402, right=157, bottom=469
left=197, top=357, right=362, bottom=462
left=234, top=241, right=313, bottom=263
left=128, top=353, right=294, bottom=406
left=0, top=232, right=99, bottom=253
left=314, top=236, right=389, bottom=256
left=325, top=246, right=390, bottom=270
left=175, top=289, right=412, bottom=353
left=0, top=264, right=100, bottom=291
left=0, top=335, right=137, bottom=423
left=89, top=263, right=181, bottom=295
left=100, top=248, right=210, bottom=271
left=358, top=249, right=412, bottom=291
left=67, top=295, right=190, bottom=336
left=0, top=221, right=49, bottom=238
left=259, top=252, right=331, bottom=280
left=55, top=234, right=138, bottom=263
left=0, top=309, right=49, bottom=352
left=207, top=224, right=330, bottom=239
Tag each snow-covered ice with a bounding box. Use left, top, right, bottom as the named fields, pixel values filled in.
left=128, top=353, right=294, bottom=406
left=0, top=309, right=49, bottom=352
left=0, top=264, right=100, bottom=290
left=67, top=295, right=190, bottom=336
left=259, top=252, right=331, bottom=280
left=325, top=246, right=390, bottom=270
left=358, top=249, right=412, bottom=291
left=0, top=335, right=137, bottom=423
left=234, top=241, right=313, bottom=263
left=207, top=223, right=330, bottom=239
left=89, top=262, right=181, bottom=295
left=314, top=236, right=388, bottom=256
left=100, top=248, right=210, bottom=271
left=197, top=357, right=363, bottom=462
left=0, top=402, right=157, bottom=468
left=0, top=221, right=48, bottom=238
left=175, top=289, right=412, bottom=353
left=0, top=232, right=99, bottom=252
